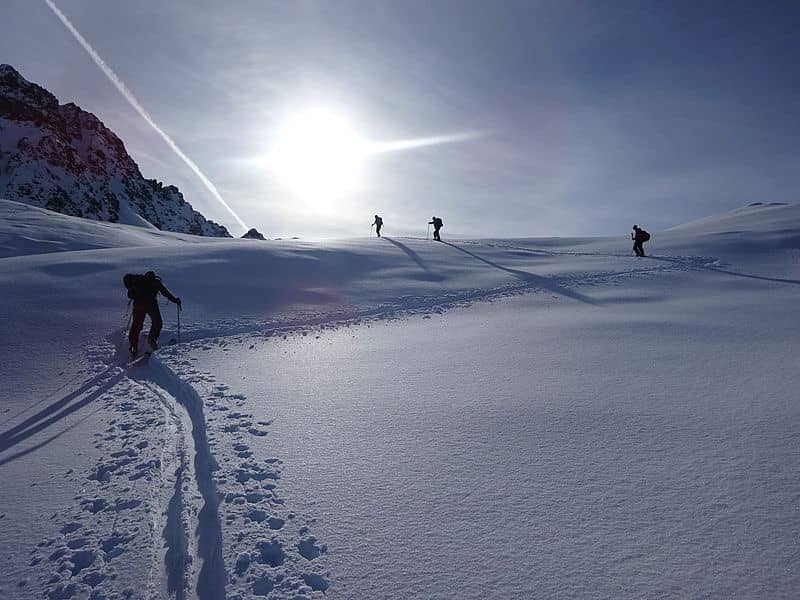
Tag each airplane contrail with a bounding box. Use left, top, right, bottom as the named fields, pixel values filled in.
left=44, top=0, right=248, bottom=232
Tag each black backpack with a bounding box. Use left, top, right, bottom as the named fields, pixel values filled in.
left=641, top=230, right=650, bottom=242
left=123, top=274, right=143, bottom=300
left=123, top=272, right=158, bottom=300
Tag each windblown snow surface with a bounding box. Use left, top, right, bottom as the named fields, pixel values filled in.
left=1, top=198, right=798, bottom=599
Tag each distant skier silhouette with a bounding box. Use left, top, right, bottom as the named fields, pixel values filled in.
left=372, top=214, right=383, bottom=237
left=429, top=216, right=444, bottom=241
left=632, top=225, right=650, bottom=257
left=123, top=271, right=181, bottom=356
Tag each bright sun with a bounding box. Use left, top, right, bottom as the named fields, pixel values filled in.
left=268, top=108, right=367, bottom=204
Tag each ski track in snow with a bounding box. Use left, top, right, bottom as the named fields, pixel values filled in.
left=167, top=247, right=713, bottom=347
left=5, top=235, right=794, bottom=599
left=18, top=333, right=331, bottom=599
left=18, top=362, right=174, bottom=600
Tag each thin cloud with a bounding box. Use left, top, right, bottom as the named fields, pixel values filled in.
left=368, top=131, right=489, bottom=154
left=43, top=0, right=248, bottom=232
left=230, top=130, right=491, bottom=168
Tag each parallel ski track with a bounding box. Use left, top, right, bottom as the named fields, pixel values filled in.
left=127, top=359, right=226, bottom=600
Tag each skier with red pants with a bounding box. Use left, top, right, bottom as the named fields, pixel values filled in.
left=123, top=271, right=181, bottom=356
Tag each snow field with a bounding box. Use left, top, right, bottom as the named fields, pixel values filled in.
left=180, top=268, right=799, bottom=598
left=1, top=199, right=798, bottom=598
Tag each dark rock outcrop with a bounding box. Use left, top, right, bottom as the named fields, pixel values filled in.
left=241, top=228, right=266, bottom=240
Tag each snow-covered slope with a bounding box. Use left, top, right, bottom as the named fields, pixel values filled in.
left=0, top=203, right=798, bottom=599
left=668, top=201, right=794, bottom=233
left=0, top=64, right=231, bottom=237
left=0, top=199, right=232, bottom=258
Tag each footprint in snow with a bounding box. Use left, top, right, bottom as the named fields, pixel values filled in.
left=255, top=538, right=286, bottom=567
left=252, top=573, right=274, bottom=595
left=68, top=549, right=96, bottom=576
left=302, top=572, right=330, bottom=592
left=81, top=570, right=105, bottom=587
left=60, top=522, right=81, bottom=535
left=297, top=537, right=326, bottom=561
left=81, top=498, right=108, bottom=514
left=101, top=531, right=134, bottom=560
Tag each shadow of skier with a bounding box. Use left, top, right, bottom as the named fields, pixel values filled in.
left=382, top=237, right=445, bottom=281
left=440, top=241, right=599, bottom=306
left=646, top=255, right=800, bottom=286
left=0, top=367, right=123, bottom=454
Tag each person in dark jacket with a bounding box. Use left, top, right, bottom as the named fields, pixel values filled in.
left=632, top=225, right=650, bottom=257
left=123, top=271, right=181, bottom=355
left=372, top=214, right=383, bottom=237
left=428, top=216, right=443, bottom=241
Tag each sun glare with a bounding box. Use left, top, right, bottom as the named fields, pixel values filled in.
left=268, top=108, right=367, bottom=205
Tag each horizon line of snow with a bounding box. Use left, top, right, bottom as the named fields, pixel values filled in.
left=43, top=0, right=249, bottom=234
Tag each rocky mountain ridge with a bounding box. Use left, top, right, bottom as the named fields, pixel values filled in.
left=0, top=64, right=231, bottom=237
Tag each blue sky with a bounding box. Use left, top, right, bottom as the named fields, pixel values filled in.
left=2, top=0, right=798, bottom=237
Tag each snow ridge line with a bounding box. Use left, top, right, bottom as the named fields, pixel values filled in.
left=134, top=357, right=227, bottom=600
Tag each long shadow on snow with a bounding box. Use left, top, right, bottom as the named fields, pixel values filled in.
left=382, top=237, right=445, bottom=281
left=440, top=241, right=599, bottom=306
left=0, top=404, right=106, bottom=468
left=2, top=369, right=88, bottom=424
left=645, top=256, right=800, bottom=286
left=0, top=367, right=123, bottom=455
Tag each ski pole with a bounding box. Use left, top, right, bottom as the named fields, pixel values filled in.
left=427, top=222, right=431, bottom=240
left=123, top=300, right=132, bottom=335
left=177, top=303, right=181, bottom=344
